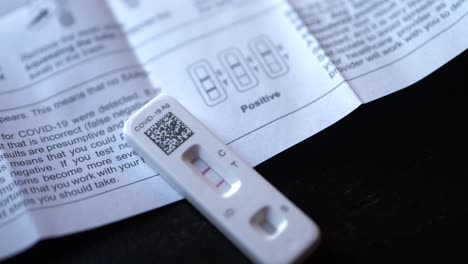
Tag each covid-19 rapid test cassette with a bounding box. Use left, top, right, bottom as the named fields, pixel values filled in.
left=123, top=95, right=320, bottom=263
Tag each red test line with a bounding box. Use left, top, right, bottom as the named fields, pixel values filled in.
left=201, top=167, right=211, bottom=175
left=216, top=179, right=225, bottom=188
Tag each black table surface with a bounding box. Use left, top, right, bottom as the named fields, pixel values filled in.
left=5, top=50, right=468, bottom=263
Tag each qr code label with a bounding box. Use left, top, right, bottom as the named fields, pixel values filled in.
left=144, top=112, right=194, bottom=155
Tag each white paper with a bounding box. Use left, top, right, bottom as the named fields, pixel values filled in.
left=290, top=0, right=468, bottom=102
left=0, top=0, right=466, bottom=259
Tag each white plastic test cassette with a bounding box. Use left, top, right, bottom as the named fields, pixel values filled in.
left=124, top=95, right=320, bottom=263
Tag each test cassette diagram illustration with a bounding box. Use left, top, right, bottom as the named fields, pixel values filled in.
left=218, top=48, right=258, bottom=92
left=188, top=60, right=228, bottom=107
left=188, top=36, right=289, bottom=107
left=249, top=36, right=289, bottom=79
